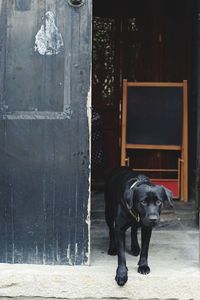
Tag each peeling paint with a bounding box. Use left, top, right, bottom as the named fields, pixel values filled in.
left=75, top=243, right=78, bottom=257
left=34, top=11, right=64, bottom=56
left=85, top=251, right=89, bottom=260
left=1, top=111, right=72, bottom=120
left=67, top=244, right=73, bottom=266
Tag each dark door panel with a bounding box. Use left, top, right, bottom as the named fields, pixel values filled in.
left=0, top=0, right=91, bottom=265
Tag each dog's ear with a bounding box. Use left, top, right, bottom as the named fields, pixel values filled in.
left=123, top=188, right=134, bottom=209
left=162, top=186, right=173, bottom=208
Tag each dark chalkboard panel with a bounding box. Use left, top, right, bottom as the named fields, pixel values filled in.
left=126, top=86, right=183, bottom=145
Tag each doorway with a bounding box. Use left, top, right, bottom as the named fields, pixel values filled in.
left=91, top=0, right=198, bottom=266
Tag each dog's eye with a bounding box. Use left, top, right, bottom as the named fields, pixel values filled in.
left=156, top=200, right=162, bottom=206
left=141, top=201, right=147, bottom=206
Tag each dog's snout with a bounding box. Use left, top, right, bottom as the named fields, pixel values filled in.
left=148, top=215, right=159, bottom=223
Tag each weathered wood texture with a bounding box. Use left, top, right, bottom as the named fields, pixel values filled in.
left=0, top=0, right=92, bottom=264
left=196, top=0, right=200, bottom=224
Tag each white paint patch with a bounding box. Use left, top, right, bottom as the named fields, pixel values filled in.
left=66, top=244, right=72, bottom=266
left=34, top=11, right=64, bottom=56
left=75, top=243, right=78, bottom=257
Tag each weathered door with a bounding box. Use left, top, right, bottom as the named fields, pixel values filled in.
left=0, top=0, right=92, bottom=265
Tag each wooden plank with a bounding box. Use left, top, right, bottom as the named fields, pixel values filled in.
left=178, top=158, right=182, bottom=201
left=132, top=169, right=178, bottom=172
left=151, top=179, right=180, bottom=199
left=121, top=79, right=128, bottom=165
left=182, top=80, right=188, bottom=202
left=151, top=179, right=179, bottom=182
left=127, top=82, right=184, bottom=87
left=126, top=144, right=182, bottom=150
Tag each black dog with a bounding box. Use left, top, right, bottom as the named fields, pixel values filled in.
left=105, top=167, right=173, bottom=286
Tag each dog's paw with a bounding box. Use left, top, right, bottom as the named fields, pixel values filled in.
left=131, top=246, right=140, bottom=256
left=108, top=247, right=117, bottom=255
left=138, top=265, right=150, bottom=275
left=115, top=266, right=128, bottom=286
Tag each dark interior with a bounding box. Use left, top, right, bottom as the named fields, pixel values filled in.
left=92, top=0, right=198, bottom=201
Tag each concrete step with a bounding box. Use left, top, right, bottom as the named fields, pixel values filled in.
left=0, top=231, right=198, bottom=300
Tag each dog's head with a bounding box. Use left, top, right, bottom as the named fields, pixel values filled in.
left=124, top=182, right=173, bottom=227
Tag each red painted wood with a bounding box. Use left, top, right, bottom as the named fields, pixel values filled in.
left=151, top=179, right=179, bottom=199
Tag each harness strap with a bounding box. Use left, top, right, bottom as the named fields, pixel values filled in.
left=129, top=180, right=139, bottom=190
left=126, top=202, right=139, bottom=222
left=126, top=178, right=150, bottom=222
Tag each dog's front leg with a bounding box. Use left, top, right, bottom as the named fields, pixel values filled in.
left=131, top=226, right=140, bottom=256
left=115, top=226, right=128, bottom=286
left=138, top=226, right=152, bottom=275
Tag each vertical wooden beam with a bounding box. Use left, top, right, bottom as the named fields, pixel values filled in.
left=178, top=158, right=182, bottom=200
left=196, top=2, right=200, bottom=225
left=121, top=79, right=127, bottom=165
left=182, top=80, right=189, bottom=202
